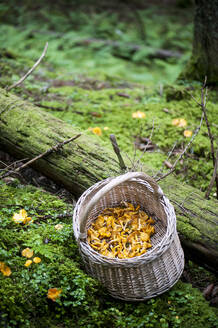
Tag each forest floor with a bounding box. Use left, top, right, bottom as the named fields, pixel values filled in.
left=0, top=1, right=218, bottom=328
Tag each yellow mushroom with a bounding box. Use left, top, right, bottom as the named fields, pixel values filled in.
left=140, top=232, right=150, bottom=242
left=87, top=202, right=156, bottom=259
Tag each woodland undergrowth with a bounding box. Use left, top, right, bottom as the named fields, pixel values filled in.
left=0, top=2, right=218, bottom=327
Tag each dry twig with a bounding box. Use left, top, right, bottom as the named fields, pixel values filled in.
left=153, top=141, right=177, bottom=179
left=0, top=158, right=28, bottom=172
left=134, top=120, right=155, bottom=171
left=130, top=121, right=155, bottom=172
left=205, top=147, right=218, bottom=199
left=156, top=112, right=204, bottom=182
left=191, top=77, right=218, bottom=199
left=34, top=103, right=66, bottom=112
left=110, top=134, right=126, bottom=171
left=123, top=152, right=135, bottom=171
left=1, top=134, right=81, bottom=179
left=6, top=42, right=48, bottom=92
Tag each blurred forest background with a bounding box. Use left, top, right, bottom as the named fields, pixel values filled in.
left=0, top=0, right=194, bottom=85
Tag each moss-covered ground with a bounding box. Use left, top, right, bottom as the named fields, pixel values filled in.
left=0, top=1, right=218, bottom=327
left=0, top=181, right=217, bottom=328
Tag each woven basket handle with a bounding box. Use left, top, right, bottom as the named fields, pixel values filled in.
left=78, top=172, right=161, bottom=240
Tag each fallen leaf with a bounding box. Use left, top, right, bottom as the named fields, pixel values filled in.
left=211, top=286, right=218, bottom=298
left=203, top=284, right=214, bottom=300
left=164, top=160, right=173, bottom=169
left=134, top=137, right=156, bottom=152
left=163, top=108, right=170, bottom=113
left=89, top=112, right=102, bottom=118
left=117, top=92, right=130, bottom=98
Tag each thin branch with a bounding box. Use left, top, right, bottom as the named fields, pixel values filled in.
left=35, top=103, right=66, bottom=112
left=35, top=103, right=84, bottom=115
left=202, top=96, right=216, bottom=168
left=205, top=146, right=218, bottom=199
left=1, top=134, right=81, bottom=179
left=191, top=77, right=218, bottom=199
left=123, top=152, right=135, bottom=171
left=110, top=134, right=126, bottom=171
left=132, top=138, right=138, bottom=171
left=6, top=42, right=48, bottom=92
left=190, top=94, right=201, bottom=107
left=131, top=122, right=145, bottom=170
left=156, top=112, right=204, bottom=182
left=153, top=141, right=177, bottom=179
left=134, top=120, right=155, bottom=171
left=0, top=158, right=28, bottom=175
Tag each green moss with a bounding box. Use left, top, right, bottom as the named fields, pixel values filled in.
left=2, top=73, right=217, bottom=194
left=0, top=48, right=35, bottom=89
left=165, top=85, right=192, bottom=101
left=42, top=83, right=218, bottom=194
left=178, top=55, right=202, bottom=82
left=159, top=175, right=218, bottom=247
left=179, top=54, right=218, bottom=85
left=0, top=182, right=218, bottom=328
left=39, top=100, right=68, bottom=110
left=177, top=218, right=201, bottom=241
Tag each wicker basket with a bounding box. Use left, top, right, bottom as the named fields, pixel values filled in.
left=73, top=172, right=184, bottom=301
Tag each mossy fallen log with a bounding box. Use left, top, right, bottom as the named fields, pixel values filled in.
left=0, top=88, right=217, bottom=272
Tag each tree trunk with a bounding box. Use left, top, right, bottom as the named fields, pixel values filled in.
left=180, top=0, right=218, bottom=84
left=0, top=88, right=217, bottom=272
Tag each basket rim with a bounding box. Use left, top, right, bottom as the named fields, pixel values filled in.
left=73, top=174, right=177, bottom=267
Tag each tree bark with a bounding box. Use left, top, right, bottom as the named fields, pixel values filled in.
left=0, top=88, right=217, bottom=272
left=180, top=0, right=218, bottom=84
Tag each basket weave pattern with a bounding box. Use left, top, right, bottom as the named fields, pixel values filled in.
left=73, top=172, right=184, bottom=301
